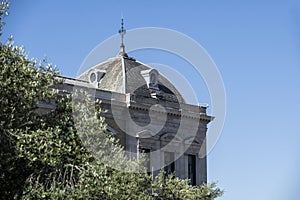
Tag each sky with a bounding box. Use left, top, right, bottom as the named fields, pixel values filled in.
left=2, top=1, right=300, bottom=200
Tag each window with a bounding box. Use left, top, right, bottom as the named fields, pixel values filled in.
left=164, top=152, right=175, bottom=176
left=188, top=154, right=196, bottom=185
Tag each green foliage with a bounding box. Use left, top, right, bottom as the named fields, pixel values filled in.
left=0, top=0, right=9, bottom=36
left=152, top=171, right=223, bottom=200
left=0, top=38, right=61, bottom=198
left=0, top=36, right=151, bottom=199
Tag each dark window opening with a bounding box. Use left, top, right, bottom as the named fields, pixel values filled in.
left=188, top=154, right=196, bottom=185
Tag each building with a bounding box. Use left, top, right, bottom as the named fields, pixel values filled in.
left=55, top=21, right=213, bottom=185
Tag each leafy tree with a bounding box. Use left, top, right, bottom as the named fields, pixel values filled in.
left=0, top=1, right=223, bottom=199
left=0, top=0, right=9, bottom=36
left=0, top=22, right=61, bottom=199
left=0, top=37, right=151, bottom=200
left=152, top=172, right=223, bottom=200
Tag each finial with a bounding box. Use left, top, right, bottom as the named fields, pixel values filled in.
left=118, top=17, right=128, bottom=57
left=119, top=18, right=126, bottom=44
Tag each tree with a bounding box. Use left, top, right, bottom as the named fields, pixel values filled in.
left=0, top=1, right=223, bottom=199
left=152, top=172, right=223, bottom=200
left=0, top=0, right=9, bottom=36
left=0, top=31, right=61, bottom=200
left=0, top=34, right=151, bottom=200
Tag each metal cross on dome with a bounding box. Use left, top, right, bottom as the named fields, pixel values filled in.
left=118, top=18, right=126, bottom=45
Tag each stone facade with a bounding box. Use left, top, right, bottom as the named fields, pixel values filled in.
left=49, top=50, right=214, bottom=185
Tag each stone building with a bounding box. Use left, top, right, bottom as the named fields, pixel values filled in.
left=54, top=22, right=213, bottom=185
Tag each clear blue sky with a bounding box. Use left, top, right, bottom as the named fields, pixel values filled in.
left=2, top=1, right=300, bottom=200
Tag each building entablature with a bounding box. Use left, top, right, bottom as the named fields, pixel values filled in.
left=62, top=77, right=213, bottom=123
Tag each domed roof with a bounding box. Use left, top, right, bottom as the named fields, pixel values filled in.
left=77, top=54, right=185, bottom=103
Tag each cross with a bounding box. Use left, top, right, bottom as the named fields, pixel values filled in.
left=118, top=18, right=126, bottom=45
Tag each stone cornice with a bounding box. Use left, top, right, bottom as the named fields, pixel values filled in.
left=59, top=76, right=214, bottom=122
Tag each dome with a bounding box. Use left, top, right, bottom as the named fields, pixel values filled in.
left=77, top=54, right=185, bottom=103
